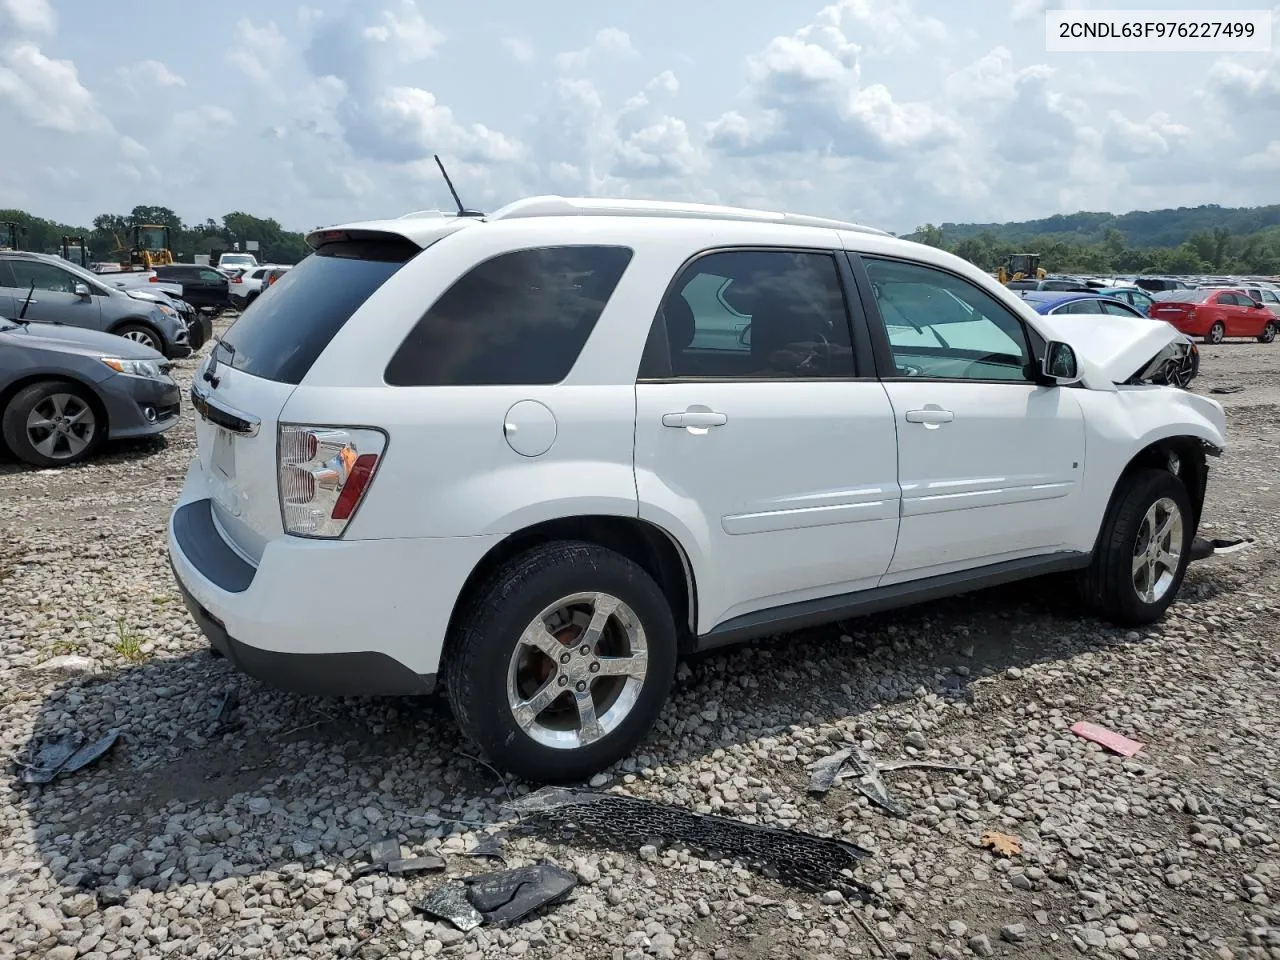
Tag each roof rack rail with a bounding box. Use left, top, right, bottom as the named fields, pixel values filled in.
left=485, top=195, right=890, bottom=236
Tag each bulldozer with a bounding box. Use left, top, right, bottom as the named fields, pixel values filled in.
left=112, top=224, right=175, bottom=271
left=59, top=235, right=89, bottom=267
left=996, top=253, right=1047, bottom=285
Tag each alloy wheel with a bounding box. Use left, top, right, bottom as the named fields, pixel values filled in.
left=25, top=393, right=96, bottom=461
left=1132, top=497, right=1183, bottom=605
left=505, top=591, right=649, bottom=750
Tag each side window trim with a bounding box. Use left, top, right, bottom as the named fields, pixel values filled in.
left=635, top=245, right=876, bottom=383
left=847, top=251, right=1039, bottom=385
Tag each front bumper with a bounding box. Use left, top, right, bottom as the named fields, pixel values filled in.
left=167, top=466, right=503, bottom=697
left=103, top=374, right=182, bottom=440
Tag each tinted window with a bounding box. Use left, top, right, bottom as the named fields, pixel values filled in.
left=1262, top=290, right=1280, bottom=304
left=8, top=260, right=76, bottom=292
left=1099, top=300, right=1141, bottom=316
left=640, top=250, right=854, bottom=380
left=198, top=269, right=224, bottom=283
left=219, top=238, right=417, bottom=385
left=1217, top=292, right=1242, bottom=306
left=385, top=245, right=632, bottom=387
left=0, top=260, right=15, bottom=287
left=1058, top=299, right=1104, bottom=314
left=864, top=258, right=1030, bottom=381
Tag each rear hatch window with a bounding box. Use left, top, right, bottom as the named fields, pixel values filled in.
left=216, top=237, right=417, bottom=384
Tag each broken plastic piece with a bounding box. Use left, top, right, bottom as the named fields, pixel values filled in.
left=19, top=729, right=121, bottom=784
left=461, top=834, right=508, bottom=862
left=1210, top=385, right=1244, bottom=394
left=462, top=863, right=577, bottom=927
left=416, top=884, right=483, bottom=932
left=846, top=747, right=908, bottom=819
left=1191, top=535, right=1254, bottom=561
left=508, top=788, right=871, bottom=893
left=369, top=836, right=401, bottom=864
left=807, top=748, right=854, bottom=795
left=385, top=856, right=446, bottom=875
left=979, top=830, right=1022, bottom=858
left=1070, top=721, right=1142, bottom=757
left=210, top=685, right=240, bottom=732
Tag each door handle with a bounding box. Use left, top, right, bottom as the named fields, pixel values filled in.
left=905, top=408, right=954, bottom=425
left=662, top=410, right=727, bottom=429
left=20, top=299, right=38, bottom=305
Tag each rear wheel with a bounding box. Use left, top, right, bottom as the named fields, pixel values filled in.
left=1260, top=321, right=1277, bottom=344
left=2, top=381, right=102, bottom=467
left=444, top=541, right=678, bottom=783
left=115, top=323, right=163, bottom=353
left=1205, top=321, right=1225, bottom=344
left=1078, top=468, right=1193, bottom=626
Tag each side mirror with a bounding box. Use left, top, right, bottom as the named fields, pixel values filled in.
left=73, top=282, right=91, bottom=298
left=1042, top=341, right=1081, bottom=385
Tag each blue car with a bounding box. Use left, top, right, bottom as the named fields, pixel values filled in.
left=1016, top=291, right=1199, bottom=387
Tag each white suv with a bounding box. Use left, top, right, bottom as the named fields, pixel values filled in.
left=168, top=197, right=1227, bottom=783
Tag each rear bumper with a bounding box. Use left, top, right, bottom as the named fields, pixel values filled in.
left=167, top=464, right=502, bottom=696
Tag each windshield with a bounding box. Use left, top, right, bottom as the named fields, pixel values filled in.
left=0, top=315, right=17, bottom=330
left=1156, top=290, right=1212, bottom=303
left=221, top=255, right=254, bottom=266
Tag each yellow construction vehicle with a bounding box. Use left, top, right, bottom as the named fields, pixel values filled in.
left=112, top=224, right=175, bottom=271
left=997, top=254, right=1047, bottom=285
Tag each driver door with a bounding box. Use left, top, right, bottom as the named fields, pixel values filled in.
left=855, top=255, right=1086, bottom=581
left=4, top=259, right=102, bottom=331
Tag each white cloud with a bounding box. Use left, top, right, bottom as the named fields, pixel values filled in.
left=228, top=18, right=290, bottom=87
left=0, top=42, right=106, bottom=134
left=359, top=0, right=443, bottom=60
left=116, top=59, right=186, bottom=91
left=501, top=37, right=535, bottom=64
left=555, top=28, right=638, bottom=72
left=1242, top=141, right=1280, bottom=171
left=0, top=0, right=54, bottom=34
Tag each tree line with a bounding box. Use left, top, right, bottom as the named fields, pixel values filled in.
left=906, top=202, right=1280, bottom=276
left=0, top=205, right=311, bottom=266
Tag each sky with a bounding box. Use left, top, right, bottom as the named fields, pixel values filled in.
left=0, top=0, right=1277, bottom=236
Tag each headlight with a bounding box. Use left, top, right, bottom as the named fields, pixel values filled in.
left=101, top=357, right=167, bottom=379
left=155, top=304, right=176, bottom=317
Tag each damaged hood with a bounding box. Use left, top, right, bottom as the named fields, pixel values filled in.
left=1031, top=312, right=1186, bottom=384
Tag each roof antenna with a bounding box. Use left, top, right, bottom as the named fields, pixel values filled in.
left=434, top=154, right=485, bottom=218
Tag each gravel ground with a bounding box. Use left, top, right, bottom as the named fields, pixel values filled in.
left=0, top=326, right=1278, bottom=960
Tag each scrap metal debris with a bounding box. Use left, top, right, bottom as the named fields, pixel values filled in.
left=979, top=830, right=1022, bottom=858
left=415, top=863, right=575, bottom=930
left=805, top=745, right=974, bottom=821
left=209, top=685, right=240, bottom=734
left=460, top=834, right=508, bottom=862
left=17, top=729, right=122, bottom=784
left=355, top=835, right=445, bottom=877
left=463, top=863, right=578, bottom=927
left=417, top=884, right=483, bottom=931
left=509, top=787, right=871, bottom=894
left=1210, top=385, right=1245, bottom=394
left=1070, top=721, right=1143, bottom=757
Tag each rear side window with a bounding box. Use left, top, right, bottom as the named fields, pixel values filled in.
left=384, top=245, right=633, bottom=386
left=218, top=238, right=417, bottom=385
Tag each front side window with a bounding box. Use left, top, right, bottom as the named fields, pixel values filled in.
left=1099, top=300, right=1140, bottom=317
left=385, top=245, right=633, bottom=387
left=863, top=257, right=1031, bottom=381
left=1057, top=299, right=1104, bottom=315
left=641, top=249, right=855, bottom=380
left=7, top=260, right=76, bottom=293
left=198, top=269, right=224, bottom=283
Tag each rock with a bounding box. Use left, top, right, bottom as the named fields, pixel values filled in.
left=969, top=934, right=994, bottom=957
left=1001, top=923, right=1027, bottom=942
left=1082, top=929, right=1108, bottom=948
left=821, top=890, right=844, bottom=905
left=36, top=654, right=98, bottom=675
left=247, top=797, right=272, bottom=815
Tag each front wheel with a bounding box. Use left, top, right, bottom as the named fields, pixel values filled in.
left=2, top=382, right=102, bottom=467
left=1205, top=321, right=1225, bottom=345
left=444, top=541, right=677, bottom=783
left=1260, top=321, right=1277, bottom=344
left=1078, top=468, right=1193, bottom=626
left=115, top=323, right=163, bottom=354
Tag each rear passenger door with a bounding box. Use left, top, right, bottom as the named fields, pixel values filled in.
left=851, top=254, right=1086, bottom=580
left=633, top=248, right=901, bottom=633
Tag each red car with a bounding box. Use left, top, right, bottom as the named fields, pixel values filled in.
left=1149, top=289, right=1278, bottom=344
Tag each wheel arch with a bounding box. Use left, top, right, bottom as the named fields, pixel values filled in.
left=445, top=515, right=699, bottom=654
left=1093, top=435, right=1212, bottom=550
left=108, top=316, right=165, bottom=344
left=0, top=375, right=109, bottom=450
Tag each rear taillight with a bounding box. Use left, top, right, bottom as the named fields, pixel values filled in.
left=149, top=276, right=158, bottom=282
left=232, top=276, right=242, bottom=283
left=277, top=425, right=387, bottom=537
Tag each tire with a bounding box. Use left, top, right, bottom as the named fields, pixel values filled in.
left=114, top=323, right=163, bottom=354
left=1260, top=321, right=1278, bottom=344
left=2, top=381, right=103, bottom=467
left=1078, top=468, right=1193, bottom=626
left=1205, top=322, right=1225, bottom=345
left=444, top=541, right=678, bottom=783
